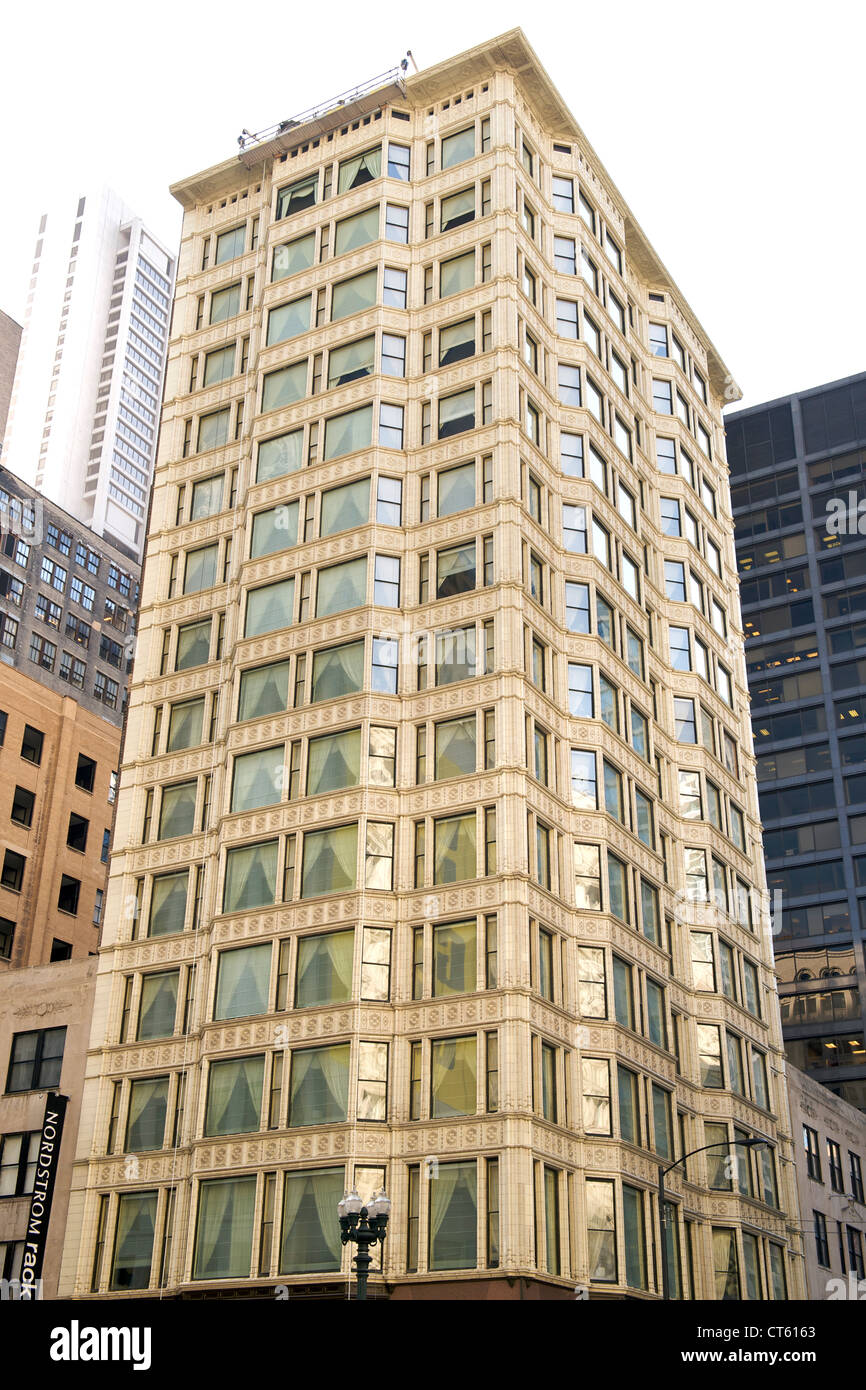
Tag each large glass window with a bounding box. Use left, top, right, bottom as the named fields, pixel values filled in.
left=328, top=336, right=375, bottom=388
left=183, top=545, right=218, bottom=595
left=110, top=1192, right=157, bottom=1291
left=267, top=295, right=311, bottom=346
left=307, top=728, right=362, bottom=795
left=316, top=557, right=367, bottom=617
left=332, top=269, right=377, bottom=322
left=272, top=232, right=315, bottom=281
left=622, top=1185, right=647, bottom=1289
left=137, top=972, right=178, bottom=1040
left=231, top=747, right=284, bottom=813
left=429, top=1160, right=477, bottom=1270
left=277, top=174, right=318, bottom=219
left=440, top=251, right=474, bottom=298
left=433, top=920, right=476, bottom=995
left=175, top=619, right=211, bottom=671
left=320, top=479, right=371, bottom=535
left=257, top=429, right=303, bottom=482
left=338, top=146, right=381, bottom=193
left=262, top=360, right=307, bottom=413
left=205, top=1056, right=265, bottom=1136
left=334, top=205, right=380, bottom=256
left=296, top=930, right=354, bottom=1007
left=323, top=404, right=373, bottom=461
left=289, top=1043, right=350, bottom=1125
left=193, top=1177, right=256, bottom=1280
left=301, top=824, right=358, bottom=897
left=222, top=843, right=278, bottom=914
left=148, top=870, right=188, bottom=938
left=586, top=1180, right=616, bottom=1281
left=125, top=1073, right=169, bottom=1150
left=158, top=782, right=196, bottom=839
left=166, top=698, right=205, bottom=753
left=438, top=461, right=475, bottom=515
left=437, top=543, right=475, bottom=597
left=311, top=641, right=365, bottom=701
left=250, top=502, right=299, bottom=558
left=214, top=942, right=271, bottom=1018
left=439, top=389, right=475, bottom=439
left=431, top=1037, right=477, bottom=1116
left=434, top=716, right=476, bottom=780
left=434, top=814, right=476, bottom=883
left=238, top=662, right=289, bottom=721
left=244, top=578, right=295, bottom=638
left=435, top=626, right=477, bottom=684
left=280, top=1167, right=344, bottom=1273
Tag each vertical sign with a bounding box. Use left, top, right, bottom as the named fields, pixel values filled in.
left=19, top=1092, right=68, bottom=1299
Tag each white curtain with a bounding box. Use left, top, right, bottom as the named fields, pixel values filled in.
left=197, top=409, right=230, bottom=450
left=307, top=730, right=361, bottom=796
left=440, top=252, right=474, bottom=298
left=281, top=1168, right=343, bottom=1273
left=434, top=815, right=476, bottom=884
left=148, top=870, right=188, bottom=937
left=111, top=1193, right=157, bottom=1290
left=334, top=206, right=379, bottom=255
left=267, top=294, right=311, bottom=347
left=431, top=1038, right=476, bottom=1117
left=322, top=403, right=373, bottom=461
left=296, top=929, right=354, bottom=1007
left=222, top=845, right=278, bottom=915
left=441, top=187, right=475, bottom=229
left=126, top=1078, right=168, bottom=1150
left=250, top=502, right=299, bottom=558
left=231, top=747, right=284, bottom=813
left=257, top=428, right=303, bottom=482
left=215, top=943, right=271, bottom=1020
left=193, top=1178, right=256, bottom=1279
left=437, top=544, right=475, bottom=597
left=433, top=921, right=475, bottom=995
left=277, top=174, right=317, bottom=218
left=238, top=662, right=289, bottom=721
left=273, top=232, right=315, bottom=282
left=435, top=717, right=476, bottom=779
left=245, top=577, right=295, bottom=638
left=175, top=619, right=211, bottom=669
left=290, top=1045, right=349, bottom=1125
left=331, top=270, right=377, bottom=322
left=191, top=475, right=224, bottom=518
left=205, top=1056, right=264, bottom=1135
left=311, top=641, right=364, bottom=701
left=301, top=824, right=358, bottom=897
left=437, top=462, right=474, bottom=513
left=167, top=698, right=204, bottom=752
left=435, top=627, right=475, bottom=684
left=337, top=146, right=381, bottom=193
left=138, top=973, right=178, bottom=1040
left=315, top=557, right=366, bottom=618
left=438, top=390, right=475, bottom=437
left=320, top=478, right=370, bottom=533
left=184, top=545, right=218, bottom=594
left=262, top=360, right=307, bottom=413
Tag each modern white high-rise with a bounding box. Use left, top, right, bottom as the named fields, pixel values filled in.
left=2, top=188, right=176, bottom=563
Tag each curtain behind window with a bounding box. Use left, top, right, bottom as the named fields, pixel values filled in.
left=429, top=1162, right=476, bottom=1270
left=148, top=870, right=188, bottom=937
left=301, top=824, right=358, bottom=897
left=250, top=502, right=299, bottom=558
left=434, top=815, right=476, bottom=884
left=110, top=1192, right=157, bottom=1290
left=231, top=747, right=284, bottom=813
left=280, top=1168, right=344, bottom=1273
left=311, top=641, right=365, bottom=701
left=238, top=662, right=289, bottom=721
left=245, top=577, right=295, bottom=638
left=289, top=1044, right=350, bottom=1125
left=257, top=429, right=303, bottom=482
left=222, top=845, right=278, bottom=915
left=214, top=943, right=271, bottom=1018
left=296, top=930, right=354, bottom=1008
left=205, top=1056, right=265, bottom=1135
left=193, top=1177, right=256, bottom=1279
left=126, top=1079, right=168, bottom=1151
left=316, top=558, right=366, bottom=618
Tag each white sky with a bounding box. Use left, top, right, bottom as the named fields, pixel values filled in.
left=3, top=0, right=863, bottom=411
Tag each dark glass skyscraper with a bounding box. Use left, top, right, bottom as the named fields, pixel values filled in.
left=729, top=373, right=866, bottom=1110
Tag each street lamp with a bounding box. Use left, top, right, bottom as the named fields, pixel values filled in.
left=338, top=1187, right=391, bottom=1300
left=659, top=1137, right=770, bottom=1300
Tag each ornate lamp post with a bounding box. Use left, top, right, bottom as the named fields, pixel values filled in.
left=338, top=1187, right=391, bottom=1300
left=659, top=1137, right=770, bottom=1299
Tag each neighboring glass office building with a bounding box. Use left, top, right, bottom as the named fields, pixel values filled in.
left=728, top=373, right=866, bottom=1110
left=60, top=30, right=803, bottom=1300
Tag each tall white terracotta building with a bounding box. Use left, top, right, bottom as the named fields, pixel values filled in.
left=2, top=188, right=175, bottom=564
left=60, top=31, right=805, bottom=1300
